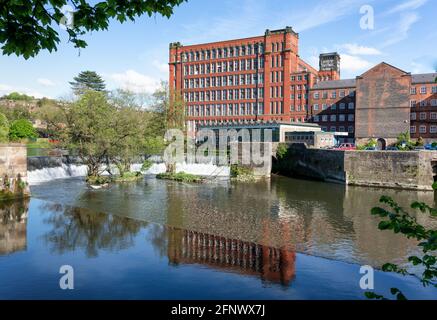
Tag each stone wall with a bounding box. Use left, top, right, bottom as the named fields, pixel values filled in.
left=0, top=144, right=30, bottom=200
left=275, top=144, right=437, bottom=190
left=345, top=151, right=437, bottom=190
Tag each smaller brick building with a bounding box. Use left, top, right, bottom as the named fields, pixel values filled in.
left=309, top=62, right=437, bottom=146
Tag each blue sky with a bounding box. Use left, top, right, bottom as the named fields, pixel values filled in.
left=0, top=0, right=436, bottom=99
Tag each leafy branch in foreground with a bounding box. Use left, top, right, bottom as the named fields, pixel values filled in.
left=367, top=193, right=437, bottom=300
left=0, top=0, right=187, bottom=58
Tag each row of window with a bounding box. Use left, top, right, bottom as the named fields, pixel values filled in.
left=313, top=90, right=355, bottom=99
left=411, top=112, right=437, bottom=120
left=181, top=43, right=265, bottom=62
left=270, top=86, right=284, bottom=98
left=291, top=75, right=309, bottom=82
left=411, top=125, right=437, bottom=134
left=183, top=59, right=265, bottom=76
left=314, top=114, right=355, bottom=122
left=270, top=101, right=284, bottom=115
left=183, top=74, right=264, bottom=89
left=313, top=102, right=355, bottom=111
left=184, top=88, right=265, bottom=102
left=321, top=126, right=355, bottom=133
left=291, top=93, right=308, bottom=100
left=410, top=99, right=437, bottom=107
left=290, top=105, right=308, bottom=112
left=187, top=103, right=264, bottom=117
left=410, top=86, right=437, bottom=95
left=291, top=84, right=308, bottom=91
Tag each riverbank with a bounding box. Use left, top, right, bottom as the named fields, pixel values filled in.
left=274, top=144, right=437, bottom=191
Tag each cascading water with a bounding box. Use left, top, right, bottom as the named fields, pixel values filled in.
left=28, top=162, right=229, bottom=185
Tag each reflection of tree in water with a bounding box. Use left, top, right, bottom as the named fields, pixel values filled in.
left=41, top=203, right=147, bottom=257
left=0, top=199, right=28, bottom=224
left=0, top=199, right=29, bottom=255
left=146, top=223, right=168, bottom=258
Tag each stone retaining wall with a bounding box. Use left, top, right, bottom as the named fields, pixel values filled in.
left=275, top=144, right=437, bottom=191
left=0, top=144, right=30, bottom=200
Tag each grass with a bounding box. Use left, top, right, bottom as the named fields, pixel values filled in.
left=114, top=171, right=143, bottom=182
left=156, top=171, right=204, bottom=183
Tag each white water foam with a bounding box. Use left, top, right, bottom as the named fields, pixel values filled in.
left=28, top=164, right=88, bottom=185
left=28, top=162, right=229, bottom=185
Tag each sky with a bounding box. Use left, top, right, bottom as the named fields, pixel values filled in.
left=0, top=0, right=436, bottom=99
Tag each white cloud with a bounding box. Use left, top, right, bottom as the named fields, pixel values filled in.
left=340, top=54, right=373, bottom=73
left=387, top=0, right=428, bottom=14
left=341, top=43, right=382, bottom=56
left=152, top=60, right=169, bottom=74
left=108, top=70, right=160, bottom=94
left=292, top=0, right=370, bottom=32
left=382, top=12, right=419, bottom=47
left=37, top=78, right=55, bottom=87
left=0, top=83, right=46, bottom=99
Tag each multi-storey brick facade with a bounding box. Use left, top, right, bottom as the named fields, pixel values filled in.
left=309, top=79, right=356, bottom=143
left=169, top=27, right=339, bottom=136
left=309, top=63, right=437, bottom=145
left=170, top=28, right=437, bottom=145
left=410, top=74, right=437, bottom=139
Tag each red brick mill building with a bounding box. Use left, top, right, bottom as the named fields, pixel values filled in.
left=169, top=27, right=437, bottom=146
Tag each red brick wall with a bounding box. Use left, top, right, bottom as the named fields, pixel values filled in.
left=355, top=63, right=411, bottom=140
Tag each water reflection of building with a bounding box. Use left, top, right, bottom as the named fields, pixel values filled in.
left=0, top=199, right=29, bottom=255
left=167, top=227, right=296, bottom=286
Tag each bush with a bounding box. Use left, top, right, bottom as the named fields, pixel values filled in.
left=276, top=143, right=289, bottom=159
left=0, top=113, right=9, bottom=142
left=141, top=159, right=153, bottom=172
left=86, top=175, right=112, bottom=186
left=230, top=164, right=255, bottom=182
left=1, top=92, right=33, bottom=101
left=156, top=172, right=203, bottom=183
left=9, top=119, right=37, bottom=141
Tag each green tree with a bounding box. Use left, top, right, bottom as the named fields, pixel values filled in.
left=9, top=119, right=37, bottom=141
left=40, top=90, right=160, bottom=183
left=150, top=81, right=186, bottom=173
left=366, top=193, right=437, bottom=300
left=0, top=113, right=9, bottom=142
left=69, top=71, right=106, bottom=95
left=1, top=92, right=34, bottom=101
left=0, top=0, right=187, bottom=59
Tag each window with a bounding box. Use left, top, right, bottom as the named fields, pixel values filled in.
left=348, top=102, right=355, bottom=110
left=348, top=126, right=354, bottom=133
left=330, top=115, right=337, bottom=121
left=339, top=114, right=346, bottom=122
left=322, top=104, right=328, bottom=110
left=313, top=92, right=319, bottom=99
left=420, top=125, right=427, bottom=134
left=431, top=126, right=437, bottom=134
left=420, top=112, right=427, bottom=120
left=432, top=86, right=437, bottom=94
left=432, top=99, right=437, bottom=107
left=340, top=103, right=346, bottom=110
left=420, top=86, right=427, bottom=94
left=322, top=126, right=328, bottom=132
left=331, top=104, right=337, bottom=110
left=339, top=126, right=345, bottom=132
left=411, top=87, right=417, bottom=95
left=322, top=115, right=328, bottom=122
left=330, top=126, right=336, bottom=132
left=410, top=100, right=417, bottom=107
left=420, top=101, right=427, bottom=107
left=411, top=112, right=416, bottom=120
left=339, top=90, right=345, bottom=97
left=313, top=104, right=319, bottom=111
left=431, top=112, right=437, bottom=120
left=331, top=91, right=337, bottom=99
left=410, top=126, right=416, bottom=134
left=348, top=114, right=355, bottom=122
left=313, top=115, right=320, bottom=122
